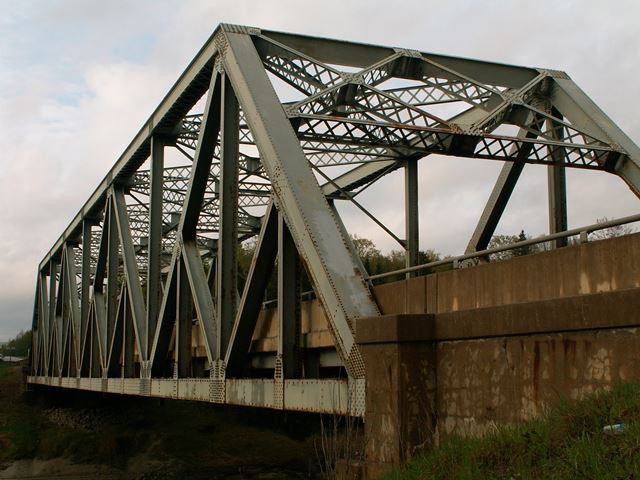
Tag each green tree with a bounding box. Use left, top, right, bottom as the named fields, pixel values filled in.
left=350, top=235, right=441, bottom=282
left=512, top=230, right=537, bottom=257
left=487, top=233, right=520, bottom=260
left=590, top=217, right=635, bottom=241
left=488, top=230, right=538, bottom=260
left=417, top=249, right=441, bottom=265
left=351, top=234, right=381, bottom=259
left=0, top=330, right=32, bottom=357
left=350, top=234, right=383, bottom=276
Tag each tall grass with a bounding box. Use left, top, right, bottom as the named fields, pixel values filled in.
left=384, top=382, right=640, bottom=480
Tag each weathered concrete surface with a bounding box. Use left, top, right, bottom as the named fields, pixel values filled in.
left=436, top=326, right=640, bottom=438
left=373, top=232, right=640, bottom=314
left=356, top=286, right=640, bottom=477
left=359, top=333, right=436, bottom=477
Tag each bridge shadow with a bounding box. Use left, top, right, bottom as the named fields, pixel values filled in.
left=20, top=383, right=347, bottom=478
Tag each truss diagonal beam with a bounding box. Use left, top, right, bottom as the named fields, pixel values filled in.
left=149, top=252, right=177, bottom=375
left=225, top=200, right=277, bottom=376
left=222, top=30, right=379, bottom=379
left=466, top=120, right=541, bottom=253
left=112, top=188, right=148, bottom=360
left=182, top=239, right=217, bottom=362
left=38, top=272, right=50, bottom=373
left=63, top=244, right=81, bottom=370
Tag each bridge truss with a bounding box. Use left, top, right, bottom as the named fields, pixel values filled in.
left=28, top=24, right=640, bottom=416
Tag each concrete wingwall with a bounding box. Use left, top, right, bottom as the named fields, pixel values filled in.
left=371, top=231, right=640, bottom=315
left=356, top=233, right=640, bottom=475
left=436, top=324, right=640, bottom=438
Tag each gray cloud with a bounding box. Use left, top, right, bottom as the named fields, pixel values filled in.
left=1, top=0, right=639, bottom=341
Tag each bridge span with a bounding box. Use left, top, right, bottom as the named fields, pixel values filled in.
left=27, top=24, right=640, bottom=476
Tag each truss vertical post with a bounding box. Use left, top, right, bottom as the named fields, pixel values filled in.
left=56, top=273, right=65, bottom=378
left=147, top=135, right=165, bottom=355
left=39, top=271, right=49, bottom=375
left=64, top=318, right=72, bottom=377
left=63, top=243, right=81, bottom=373
left=55, top=281, right=64, bottom=378
left=90, top=305, right=101, bottom=378
left=548, top=110, right=568, bottom=248
left=277, top=212, right=301, bottom=379
left=548, top=166, right=568, bottom=247
left=106, top=198, right=119, bottom=376
left=80, top=220, right=92, bottom=375
left=123, top=293, right=135, bottom=378
left=177, top=258, right=193, bottom=378
left=59, top=250, right=70, bottom=378
left=48, top=260, right=58, bottom=377
left=404, top=158, right=419, bottom=276
left=217, top=74, right=240, bottom=359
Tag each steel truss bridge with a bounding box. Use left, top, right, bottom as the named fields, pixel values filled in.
left=28, top=24, right=640, bottom=416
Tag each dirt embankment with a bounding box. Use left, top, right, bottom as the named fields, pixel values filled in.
left=0, top=364, right=322, bottom=479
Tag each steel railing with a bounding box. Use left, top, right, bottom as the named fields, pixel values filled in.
left=259, top=213, right=640, bottom=308
left=367, top=213, right=640, bottom=282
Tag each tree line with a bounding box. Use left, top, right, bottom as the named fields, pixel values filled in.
left=0, top=330, right=31, bottom=358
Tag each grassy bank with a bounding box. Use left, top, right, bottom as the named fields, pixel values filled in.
left=0, top=362, right=42, bottom=460
left=385, top=382, right=640, bottom=480
left=0, top=362, right=321, bottom=478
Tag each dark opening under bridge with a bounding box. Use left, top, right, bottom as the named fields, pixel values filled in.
left=27, top=24, right=640, bottom=476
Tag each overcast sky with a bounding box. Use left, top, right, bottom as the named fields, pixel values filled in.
left=1, top=0, right=639, bottom=342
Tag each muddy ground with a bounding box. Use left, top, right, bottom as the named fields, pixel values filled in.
left=0, top=363, right=349, bottom=479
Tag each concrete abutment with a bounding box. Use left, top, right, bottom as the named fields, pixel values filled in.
left=353, top=233, right=640, bottom=478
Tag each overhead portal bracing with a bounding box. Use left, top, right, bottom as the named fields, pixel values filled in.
left=28, top=24, right=640, bottom=416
